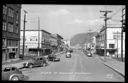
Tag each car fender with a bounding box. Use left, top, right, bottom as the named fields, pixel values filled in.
left=9, top=74, right=21, bottom=80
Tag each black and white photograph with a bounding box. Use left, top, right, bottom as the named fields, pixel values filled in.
left=2, top=4, right=125, bottom=82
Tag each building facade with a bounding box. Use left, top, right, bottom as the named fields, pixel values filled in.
left=96, top=25, right=125, bottom=58
left=49, top=34, right=58, bottom=53
left=20, top=30, right=64, bottom=56
left=20, top=30, right=42, bottom=56
left=20, top=30, right=53, bottom=56
left=2, top=4, right=22, bottom=63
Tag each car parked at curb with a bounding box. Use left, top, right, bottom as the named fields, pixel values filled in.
left=23, top=56, right=48, bottom=68
left=2, top=67, right=27, bottom=81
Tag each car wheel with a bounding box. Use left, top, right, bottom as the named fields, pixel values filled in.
left=29, top=64, right=33, bottom=68
left=11, top=76, right=19, bottom=81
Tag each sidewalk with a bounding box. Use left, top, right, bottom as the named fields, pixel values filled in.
left=95, top=54, right=125, bottom=77
left=2, top=59, right=30, bottom=69
left=2, top=52, right=65, bottom=69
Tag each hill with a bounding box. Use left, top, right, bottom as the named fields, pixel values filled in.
left=70, top=32, right=98, bottom=47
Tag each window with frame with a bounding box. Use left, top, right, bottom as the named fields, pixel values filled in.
left=113, top=34, right=117, bottom=39
left=8, top=8, right=11, bottom=17
left=7, top=40, right=11, bottom=46
left=109, top=44, right=115, bottom=48
left=113, top=33, right=121, bottom=40
left=3, top=5, right=7, bottom=15
left=8, top=23, right=13, bottom=32
left=8, top=8, right=14, bottom=18
left=3, top=21, right=6, bottom=31
left=2, top=38, right=6, bottom=47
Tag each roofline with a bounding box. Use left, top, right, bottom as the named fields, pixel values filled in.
left=56, top=34, right=63, bottom=39
left=100, top=27, right=121, bottom=32
left=20, top=29, right=51, bottom=35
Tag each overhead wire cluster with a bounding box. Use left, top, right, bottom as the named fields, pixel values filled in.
left=108, top=7, right=123, bottom=23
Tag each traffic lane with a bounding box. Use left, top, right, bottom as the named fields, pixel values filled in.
left=21, top=52, right=77, bottom=81
left=21, top=51, right=124, bottom=81
left=75, top=51, right=124, bottom=82
left=39, top=52, right=78, bottom=81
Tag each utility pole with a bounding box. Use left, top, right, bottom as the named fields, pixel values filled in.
left=121, top=7, right=125, bottom=62
left=100, top=10, right=112, bottom=62
left=22, top=10, right=27, bottom=59
left=116, top=31, right=118, bottom=58
left=88, top=29, right=91, bottom=49
left=38, top=17, right=40, bottom=56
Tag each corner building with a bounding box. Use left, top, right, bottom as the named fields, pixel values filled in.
left=2, top=4, right=22, bottom=63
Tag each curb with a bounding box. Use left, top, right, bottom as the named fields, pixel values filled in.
left=2, top=60, right=30, bottom=69
left=103, top=63, right=125, bottom=78
left=95, top=54, right=125, bottom=77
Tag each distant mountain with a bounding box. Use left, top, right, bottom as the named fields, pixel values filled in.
left=70, top=32, right=98, bottom=47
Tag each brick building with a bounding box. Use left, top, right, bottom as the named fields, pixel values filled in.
left=2, top=4, right=22, bottom=63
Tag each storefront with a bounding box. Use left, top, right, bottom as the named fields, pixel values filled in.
left=2, top=48, right=7, bottom=63
left=7, top=47, right=18, bottom=59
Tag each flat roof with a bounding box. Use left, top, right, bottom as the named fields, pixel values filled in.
left=20, top=29, right=51, bottom=35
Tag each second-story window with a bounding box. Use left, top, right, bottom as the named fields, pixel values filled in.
left=8, top=23, right=13, bottom=32
left=113, top=32, right=121, bottom=40
left=8, top=8, right=14, bottom=18
left=7, top=40, right=12, bottom=46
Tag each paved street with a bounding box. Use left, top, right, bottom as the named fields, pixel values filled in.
left=21, top=50, right=124, bottom=82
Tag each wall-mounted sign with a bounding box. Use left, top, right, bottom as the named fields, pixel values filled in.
left=30, top=36, right=38, bottom=41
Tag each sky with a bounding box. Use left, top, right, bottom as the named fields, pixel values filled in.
left=20, top=5, right=124, bottom=40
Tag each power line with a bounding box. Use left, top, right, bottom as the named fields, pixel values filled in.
left=110, top=19, right=121, bottom=22
left=109, top=7, right=122, bottom=19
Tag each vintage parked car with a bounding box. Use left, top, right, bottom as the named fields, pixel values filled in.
left=2, top=67, right=26, bottom=81
left=66, top=51, right=71, bottom=58
left=23, top=56, right=48, bottom=68
left=48, top=54, right=60, bottom=62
